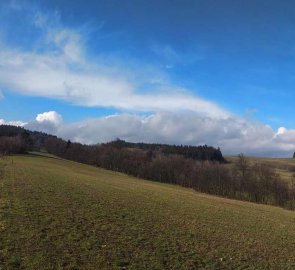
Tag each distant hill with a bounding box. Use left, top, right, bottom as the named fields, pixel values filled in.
left=0, top=125, right=55, bottom=149
left=2, top=124, right=294, bottom=210
left=106, top=138, right=225, bottom=162
left=0, top=125, right=225, bottom=163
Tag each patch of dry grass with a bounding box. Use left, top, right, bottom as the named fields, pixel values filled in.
left=1, top=154, right=295, bottom=269
left=226, top=155, right=295, bottom=184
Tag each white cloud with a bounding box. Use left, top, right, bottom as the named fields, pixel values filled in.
left=2, top=110, right=295, bottom=157
left=0, top=45, right=228, bottom=117
left=36, top=111, right=63, bottom=126
left=0, top=119, right=27, bottom=126
left=0, top=10, right=229, bottom=119
left=0, top=111, right=286, bottom=157
left=59, top=114, right=295, bottom=157
left=1, top=9, right=294, bottom=157
left=0, top=89, right=4, bottom=99
left=152, top=44, right=204, bottom=67
left=276, top=127, right=287, bottom=136
left=25, top=111, right=63, bottom=134
left=47, top=28, right=84, bottom=63
left=34, top=11, right=47, bottom=28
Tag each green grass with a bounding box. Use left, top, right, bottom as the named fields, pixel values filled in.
left=1, top=154, right=295, bottom=269
left=226, top=155, right=295, bottom=183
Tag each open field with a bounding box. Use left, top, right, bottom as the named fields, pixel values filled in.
left=1, top=154, right=295, bottom=269
left=226, top=156, right=295, bottom=183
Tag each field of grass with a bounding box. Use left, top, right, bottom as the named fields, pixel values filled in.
left=1, top=154, right=295, bottom=269
left=226, top=155, right=295, bottom=183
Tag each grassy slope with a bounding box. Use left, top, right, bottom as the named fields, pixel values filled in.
left=1, top=155, right=295, bottom=269
left=226, top=156, right=295, bottom=183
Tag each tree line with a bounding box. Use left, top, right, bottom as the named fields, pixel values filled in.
left=44, top=137, right=294, bottom=209
left=106, top=139, right=225, bottom=162
left=0, top=125, right=294, bottom=209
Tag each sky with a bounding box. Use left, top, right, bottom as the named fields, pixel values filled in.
left=1, top=0, right=295, bottom=156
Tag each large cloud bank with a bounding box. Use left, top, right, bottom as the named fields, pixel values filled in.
left=3, top=111, right=293, bottom=157
left=1, top=8, right=295, bottom=157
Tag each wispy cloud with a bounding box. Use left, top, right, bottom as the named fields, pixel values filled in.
left=8, top=0, right=23, bottom=11
left=0, top=118, right=27, bottom=126
left=0, top=8, right=228, bottom=118
left=2, top=5, right=294, bottom=157
left=152, top=44, right=204, bottom=67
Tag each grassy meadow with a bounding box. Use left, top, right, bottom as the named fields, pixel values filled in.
left=1, top=154, right=295, bottom=269
left=226, top=156, right=295, bottom=183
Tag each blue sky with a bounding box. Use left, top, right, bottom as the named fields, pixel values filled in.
left=1, top=0, right=295, bottom=156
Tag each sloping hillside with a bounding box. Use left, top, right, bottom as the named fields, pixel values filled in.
left=226, top=155, right=295, bottom=183
left=1, top=154, right=295, bottom=269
